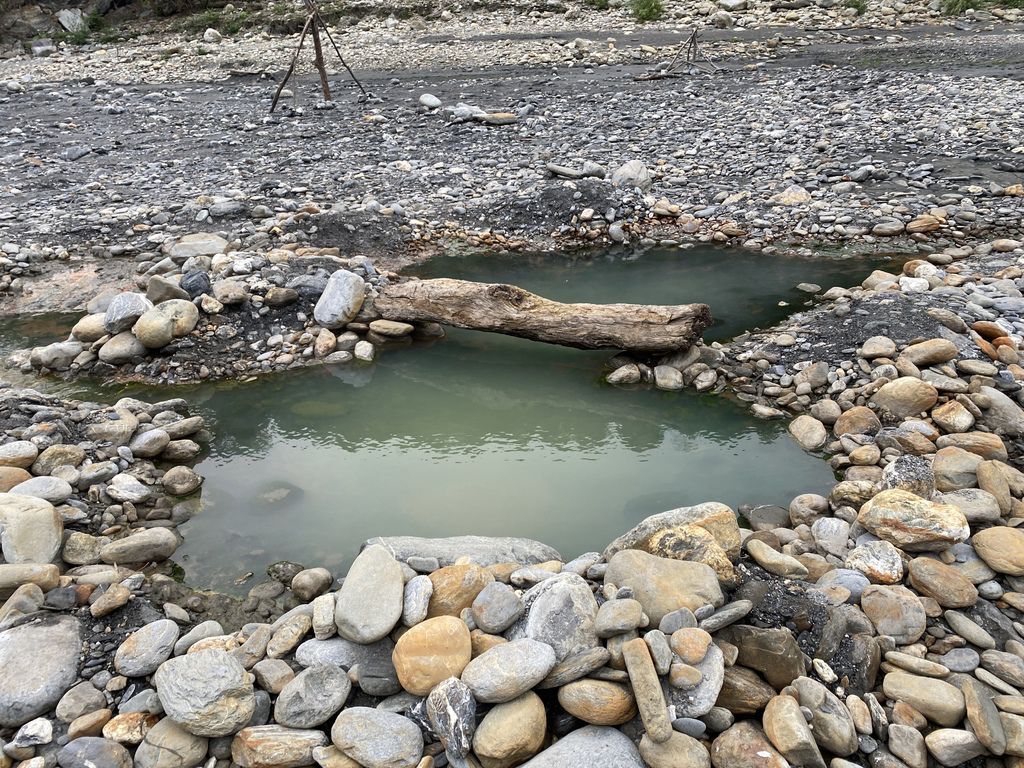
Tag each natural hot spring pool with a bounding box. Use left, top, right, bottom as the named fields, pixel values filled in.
left=1, top=246, right=901, bottom=591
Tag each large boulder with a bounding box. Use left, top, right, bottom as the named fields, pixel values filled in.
left=98, top=332, right=148, bottom=365
left=603, top=503, right=740, bottom=581
left=857, top=489, right=969, bottom=552
left=870, top=377, right=938, bottom=420
left=330, top=708, right=423, bottom=768
left=104, top=292, right=154, bottom=334
left=334, top=544, right=404, bottom=644
left=133, top=300, right=199, bottom=349
left=153, top=650, right=256, bottom=737
left=313, top=270, right=366, bottom=329
left=519, top=725, right=645, bottom=767
left=0, top=615, right=81, bottom=727
left=0, top=493, right=62, bottom=564
left=604, top=550, right=723, bottom=625
left=29, top=340, right=83, bottom=371
left=505, top=573, right=599, bottom=661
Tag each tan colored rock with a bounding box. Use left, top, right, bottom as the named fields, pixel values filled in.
left=715, top=666, right=775, bottom=714
left=934, top=446, right=983, bottom=491
left=936, top=432, right=1008, bottom=461
left=472, top=692, right=546, bottom=768
left=622, top=637, right=672, bottom=743
left=762, top=694, right=826, bottom=768
left=861, top=585, right=927, bottom=644
left=670, top=628, right=713, bottom=665
left=973, top=527, right=1024, bottom=576
left=603, top=502, right=741, bottom=560
left=901, top=339, right=958, bottom=367
left=102, top=711, right=158, bottom=744
left=907, top=557, right=978, bottom=608
left=0, top=467, right=31, bottom=492
left=932, top=401, right=976, bottom=433
left=710, top=722, right=788, bottom=768
left=871, top=377, right=939, bottom=420
left=857, top=489, right=969, bottom=552
left=604, top=550, right=723, bottom=626
left=882, top=672, right=965, bottom=727
left=834, top=406, right=882, bottom=437
left=392, top=616, right=472, bottom=696
left=789, top=415, right=827, bottom=450
left=640, top=731, right=711, bottom=768
left=427, top=564, right=494, bottom=618
left=557, top=679, right=637, bottom=725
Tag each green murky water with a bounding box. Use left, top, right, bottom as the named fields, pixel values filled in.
left=1, top=246, right=900, bottom=591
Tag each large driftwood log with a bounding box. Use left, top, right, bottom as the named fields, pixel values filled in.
left=376, top=278, right=712, bottom=353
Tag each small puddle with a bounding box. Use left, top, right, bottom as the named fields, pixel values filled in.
left=0, top=246, right=901, bottom=592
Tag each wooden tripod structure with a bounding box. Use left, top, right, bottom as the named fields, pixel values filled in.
left=270, top=0, right=368, bottom=112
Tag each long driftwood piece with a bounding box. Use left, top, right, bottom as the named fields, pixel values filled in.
left=376, top=278, right=712, bottom=353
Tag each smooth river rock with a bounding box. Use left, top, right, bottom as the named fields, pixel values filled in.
left=363, top=535, right=561, bottom=567
left=334, top=544, right=404, bottom=644
left=330, top=707, right=423, bottom=768
left=153, top=649, right=256, bottom=737
left=0, top=614, right=81, bottom=727
left=605, top=549, right=723, bottom=626
left=519, top=725, right=644, bottom=767
left=505, top=573, right=598, bottom=661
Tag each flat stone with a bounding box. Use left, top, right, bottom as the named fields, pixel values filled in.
left=231, top=725, right=329, bottom=768
left=604, top=550, right=723, bottom=626
left=907, top=557, right=978, bottom=608
left=364, top=535, right=560, bottom=567
left=57, top=737, right=132, bottom=768
left=716, top=625, right=805, bottom=689
left=101, top=527, right=178, bottom=563
left=115, top=619, right=180, bottom=677
left=857, top=489, right=969, bottom=551
left=0, top=493, right=62, bottom=564
left=0, top=614, right=81, bottom=727
left=861, top=585, right=927, bottom=644
left=882, top=672, right=965, bottom=727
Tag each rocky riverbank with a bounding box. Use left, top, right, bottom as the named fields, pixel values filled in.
left=8, top=238, right=446, bottom=383
left=8, top=431, right=1024, bottom=767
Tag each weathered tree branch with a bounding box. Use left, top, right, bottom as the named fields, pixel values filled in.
left=376, top=278, right=711, bottom=353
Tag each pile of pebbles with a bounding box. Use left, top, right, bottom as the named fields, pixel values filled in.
left=11, top=233, right=440, bottom=383
left=0, top=386, right=208, bottom=603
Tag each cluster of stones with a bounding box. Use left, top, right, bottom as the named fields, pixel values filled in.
left=0, top=387, right=206, bottom=607
left=9, top=440, right=1024, bottom=768
left=16, top=233, right=439, bottom=383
